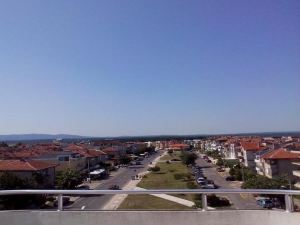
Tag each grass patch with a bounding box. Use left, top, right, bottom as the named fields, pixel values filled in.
left=160, top=152, right=181, bottom=161
left=120, top=159, right=201, bottom=209
left=139, top=161, right=198, bottom=202
left=118, top=194, right=192, bottom=210
left=139, top=162, right=190, bottom=189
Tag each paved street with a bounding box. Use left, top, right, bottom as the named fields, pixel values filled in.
left=67, top=151, right=162, bottom=210
left=195, top=154, right=260, bottom=210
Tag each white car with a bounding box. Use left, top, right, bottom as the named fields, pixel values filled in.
left=202, top=184, right=217, bottom=189
left=197, top=177, right=206, bottom=182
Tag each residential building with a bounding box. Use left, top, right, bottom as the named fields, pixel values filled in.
left=240, top=141, right=265, bottom=170
left=257, top=148, right=300, bottom=181
left=0, top=160, right=57, bottom=188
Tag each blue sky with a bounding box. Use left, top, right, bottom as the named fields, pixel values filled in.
left=0, top=0, right=299, bottom=136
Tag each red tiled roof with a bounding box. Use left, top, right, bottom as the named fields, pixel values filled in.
left=87, top=150, right=107, bottom=157
left=240, top=141, right=260, bottom=151
left=11, top=151, right=40, bottom=158
left=0, top=160, right=57, bottom=171
left=169, top=144, right=189, bottom=148
left=102, top=147, right=118, bottom=153
left=262, top=148, right=300, bottom=160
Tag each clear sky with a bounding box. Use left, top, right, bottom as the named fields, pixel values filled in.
left=0, top=0, right=299, bottom=136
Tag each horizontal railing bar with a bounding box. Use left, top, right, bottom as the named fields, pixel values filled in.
left=0, top=189, right=299, bottom=196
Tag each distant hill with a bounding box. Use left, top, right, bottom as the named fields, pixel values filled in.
left=0, top=134, right=88, bottom=141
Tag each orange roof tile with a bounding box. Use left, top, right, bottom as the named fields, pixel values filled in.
left=240, top=141, right=260, bottom=151
left=0, top=160, right=57, bottom=171
left=262, top=148, right=300, bottom=160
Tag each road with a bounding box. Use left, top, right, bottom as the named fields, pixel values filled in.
left=195, top=154, right=260, bottom=210
left=67, top=150, right=162, bottom=210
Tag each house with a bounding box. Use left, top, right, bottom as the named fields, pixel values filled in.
left=126, top=142, right=147, bottom=154
left=102, top=146, right=126, bottom=158
left=257, top=148, right=300, bottom=181
left=240, top=141, right=266, bottom=170
left=33, top=150, right=86, bottom=172
left=0, top=160, right=57, bottom=188
left=65, top=144, right=108, bottom=171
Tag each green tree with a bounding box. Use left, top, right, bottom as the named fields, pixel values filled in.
left=229, top=165, right=256, bottom=181
left=180, top=152, right=198, bottom=165
left=242, top=175, right=289, bottom=189
left=0, top=172, right=45, bottom=209
left=216, top=158, right=224, bottom=167
left=206, top=150, right=221, bottom=159
left=150, top=166, right=161, bottom=172
left=0, top=172, right=31, bottom=189
left=56, top=169, right=82, bottom=189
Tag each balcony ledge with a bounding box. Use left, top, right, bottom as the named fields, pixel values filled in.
left=0, top=210, right=299, bottom=225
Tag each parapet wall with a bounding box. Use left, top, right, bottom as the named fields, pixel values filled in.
left=1, top=210, right=300, bottom=225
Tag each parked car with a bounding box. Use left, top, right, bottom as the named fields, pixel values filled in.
left=256, top=199, right=274, bottom=209
left=225, top=176, right=235, bottom=181
left=206, top=180, right=214, bottom=184
left=198, top=181, right=207, bottom=187
left=76, top=185, right=90, bottom=190
left=197, top=177, right=206, bottom=182
left=216, top=167, right=225, bottom=172
left=202, top=184, right=217, bottom=189
left=206, top=159, right=212, bottom=163
left=109, top=185, right=120, bottom=190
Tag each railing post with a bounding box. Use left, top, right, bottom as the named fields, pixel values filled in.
left=202, top=194, right=208, bottom=211
left=57, top=194, right=63, bottom=211
left=285, top=194, right=294, bottom=213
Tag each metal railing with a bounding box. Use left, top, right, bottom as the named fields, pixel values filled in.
left=0, top=189, right=299, bottom=212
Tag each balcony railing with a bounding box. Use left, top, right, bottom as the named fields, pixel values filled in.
left=0, top=189, right=299, bottom=212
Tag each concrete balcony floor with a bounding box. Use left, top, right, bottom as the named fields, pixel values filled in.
left=1, top=210, right=300, bottom=225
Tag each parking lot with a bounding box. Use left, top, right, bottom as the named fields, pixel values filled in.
left=194, top=153, right=260, bottom=210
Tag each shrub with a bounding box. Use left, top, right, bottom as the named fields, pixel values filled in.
left=185, top=174, right=192, bottom=180
left=174, top=173, right=188, bottom=180
left=216, top=158, right=224, bottom=167
left=187, top=181, right=198, bottom=189
left=150, top=166, right=161, bottom=172
left=242, top=175, right=289, bottom=189
left=180, top=152, right=198, bottom=165
left=194, top=200, right=202, bottom=208
left=207, top=194, right=230, bottom=207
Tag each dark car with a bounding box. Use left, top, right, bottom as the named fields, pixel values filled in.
left=256, top=199, right=274, bottom=209
left=206, top=159, right=212, bottom=163
left=109, top=185, right=120, bottom=190
left=216, top=167, right=225, bottom=172
left=225, top=176, right=235, bottom=181
left=76, top=185, right=90, bottom=190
